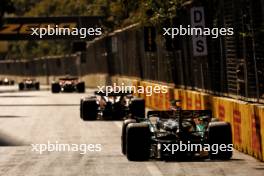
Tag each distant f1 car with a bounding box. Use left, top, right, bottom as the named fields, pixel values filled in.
left=19, top=78, right=40, bottom=90
left=122, top=100, right=232, bottom=161
left=80, top=91, right=145, bottom=121
left=0, top=78, right=15, bottom=85
left=51, top=77, right=85, bottom=93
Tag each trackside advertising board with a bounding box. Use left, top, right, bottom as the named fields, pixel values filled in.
left=0, top=16, right=103, bottom=40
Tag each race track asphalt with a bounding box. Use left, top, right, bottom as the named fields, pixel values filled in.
left=0, top=86, right=263, bottom=176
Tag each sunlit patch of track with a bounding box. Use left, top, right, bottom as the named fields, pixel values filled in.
left=0, top=86, right=263, bottom=176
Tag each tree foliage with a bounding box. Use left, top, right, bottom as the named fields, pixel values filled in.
left=7, top=0, right=184, bottom=60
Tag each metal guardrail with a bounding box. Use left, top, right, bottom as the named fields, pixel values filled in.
left=0, top=0, right=263, bottom=103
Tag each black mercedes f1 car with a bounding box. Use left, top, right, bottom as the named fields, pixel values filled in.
left=18, top=78, right=40, bottom=90
left=51, top=77, right=85, bottom=93
left=122, top=100, right=233, bottom=161
left=80, top=91, right=145, bottom=121
left=0, top=78, right=15, bottom=85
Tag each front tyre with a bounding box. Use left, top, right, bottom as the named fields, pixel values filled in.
left=35, top=82, right=40, bottom=90
left=18, top=83, right=24, bottom=90
left=208, top=121, right=233, bottom=160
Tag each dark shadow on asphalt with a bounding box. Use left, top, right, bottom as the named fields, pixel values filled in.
left=0, top=104, right=79, bottom=106
left=254, top=167, right=264, bottom=170
left=0, top=115, right=26, bottom=118
left=0, top=131, right=28, bottom=146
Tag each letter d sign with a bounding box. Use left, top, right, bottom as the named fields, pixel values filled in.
left=191, top=7, right=208, bottom=57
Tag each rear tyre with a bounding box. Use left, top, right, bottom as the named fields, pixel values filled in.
left=126, top=123, right=151, bottom=161
left=80, top=98, right=84, bottom=119
left=81, top=98, right=98, bottom=121
left=35, top=82, right=40, bottom=90
left=103, top=102, right=113, bottom=118
left=18, top=83, right=24, bottom=90
left=208, top=121, right=233, bottom=160
left=51, top=83, right=60, bottom=93
left=130, top=98, right=145, bottom=118
left=121, top=119, right=136, bottom=155
left=77, top=82, right=85, bottom=93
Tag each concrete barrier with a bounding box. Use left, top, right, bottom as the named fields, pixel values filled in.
left=254, top=105, right=264, bottom=160
left=1, top=60, right=264, bottom=162
left=116, top=77, right=264, bottom=162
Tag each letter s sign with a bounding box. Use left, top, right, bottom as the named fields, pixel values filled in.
left=191, top=7, right=208, bottom=57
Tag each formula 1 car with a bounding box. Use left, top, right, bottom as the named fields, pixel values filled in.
left=80, top=91, right=145, bottom=121
left=51, top=77, right=85, bottom=93
left=122, top=100, right=233, bottom=161
left=0, top=78, right=15, bottom=85
left=18, top=78, right=40, bottom=90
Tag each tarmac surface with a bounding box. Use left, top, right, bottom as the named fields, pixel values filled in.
left=0, top=85, right=263, bottom=176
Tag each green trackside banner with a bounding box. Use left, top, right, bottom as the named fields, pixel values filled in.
left=0, top=16, right=103, bottom=40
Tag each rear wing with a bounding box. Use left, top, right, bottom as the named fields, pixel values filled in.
left=181, top=110, right=212, bottom=119
left=147, top=110, right=212, bottom=119
left=23, top=78, right=36, bottom=81
left=94, top=90, right=133, bottom=97
left=59, top=77, right=78, bottom=81
left=147, top=110, right=174, bottom=119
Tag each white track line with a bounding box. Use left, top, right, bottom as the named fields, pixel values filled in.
left=114, top=121, right=163, bottom=176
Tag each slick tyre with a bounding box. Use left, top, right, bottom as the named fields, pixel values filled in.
left=81, top=98, right=98, bottom=121
left=126, top=123, right=151, bottom=161
left=121, top=119, right=136, bottom=155
left=130, top=98, right=145, bottom=118
left=51, top=83, right=60, bottom=93
left=18, top=83, right=24, bottom=90
left=208, top=121, right=233, bottom=160
left=77, top=82, right=85, bottom=93
left=35, top=82, right=40, bottom=90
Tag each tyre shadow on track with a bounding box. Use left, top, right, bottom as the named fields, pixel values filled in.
left=0, top=115, right=27, bottom=118
left=254, top=167, right=264, bottom=170
left=0, top=132, right=28, bottom=146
